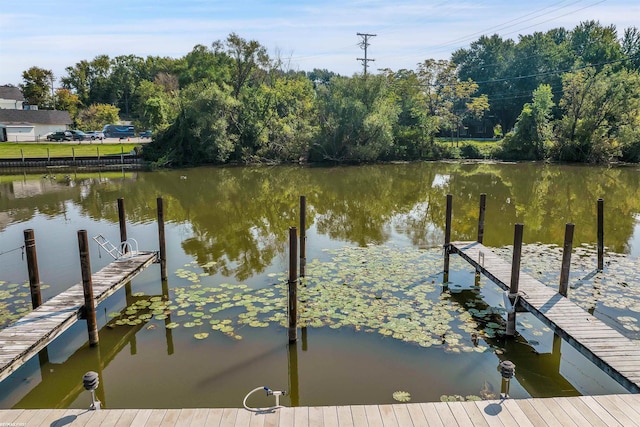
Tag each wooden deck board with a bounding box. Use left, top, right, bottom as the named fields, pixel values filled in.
left=449, top=241, right=640, bottom=393
left=2, top=395, right=640, bottom=425
left=0, top=252, right=156, bottom=383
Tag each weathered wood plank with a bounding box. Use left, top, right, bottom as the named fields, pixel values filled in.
left=363, top=405, right=383, bottom=427
left=349, top=406, right=368, bottom=427
left=592, top=395, right=640, bottom=426
left=405, top=403, right=428, bottom=426
left=391, top=404, right=414, bottom=427
left=377, top=404, right=398, bottom=427
left=321, top=406, right=339, bottom=427
left=307, top=406, right=323, bottom=427
left=130, top=408, right=152, bottom=427
left=446, top=402, right=474, bottom=426
left=293, top=406, right=309, bottom=426
left=335, top=406, right=354, bottom=427
left=144, top=409, right=167, bottom=426
left=419, top=403, right=444, bottom=427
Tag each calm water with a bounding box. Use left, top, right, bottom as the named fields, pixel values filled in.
left=0, top=162, right=638, bottom=409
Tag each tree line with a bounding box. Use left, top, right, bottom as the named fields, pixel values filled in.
left=16, top=21, right=640, bottom=165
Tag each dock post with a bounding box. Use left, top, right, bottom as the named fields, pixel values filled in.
left=597, top=198, right=604, bottom=271
left=506, top=223, right=524, bottom=337
left=117, top=198, right=127, bottom=252
left=559, top=223, right=575, bottom=297
left=157, top=197, right=167, bottom=281
left=477, top=193, right=486, bottom=244
left=288, top=227, right=298, bottom=343
left=443, top=194, right=453, bottom=282
left=78, top=230, right=99, bottom=347
left=23, top=229, right=42, bottom=309
left=300, top=195, right=306, bottom=277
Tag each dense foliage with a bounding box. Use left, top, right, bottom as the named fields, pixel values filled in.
left=14, top=22, right=640, bottom=165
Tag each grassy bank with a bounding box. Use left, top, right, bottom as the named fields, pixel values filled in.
left=0, top=143, right=142, bottom=159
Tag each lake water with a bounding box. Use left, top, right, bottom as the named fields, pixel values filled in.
left=0, top=162, right=639, bottom=409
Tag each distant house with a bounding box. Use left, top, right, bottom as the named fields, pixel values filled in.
left=0, top=85, right=72, bottom=142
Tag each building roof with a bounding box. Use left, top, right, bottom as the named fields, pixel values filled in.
left=0, top=85, right=25, bottom=102
left=0, top=109, right=71, bottom=125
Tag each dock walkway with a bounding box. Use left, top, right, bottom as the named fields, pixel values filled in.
left=1, top=394, right=640, bottom=426
left=449, top=241, right=640, bottom=393
left=0, top=251, right=157, bottom=383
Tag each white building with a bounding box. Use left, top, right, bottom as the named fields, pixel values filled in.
left=0, top=85, right=72, bottom=142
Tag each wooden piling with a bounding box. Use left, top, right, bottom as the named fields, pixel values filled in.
left=300, top=195, right=306, bottom=277
left=597, top=198, right=604, bottom=271
left=157, top=197, right=167, bottom=281
left=288, top=227, right=298, bottom=343
left=507, top=223, right=524, bottom=336
left=559, top=223, right=575, bottom=297
left=23, top=229, right=42, bottom=309
left=477, top=193, right=486, bottom=243
left=443, top=194, right=453, bottom=282
left=78, top=230, right=99, bottom=346
left=117, top=198, right=127, bottom=252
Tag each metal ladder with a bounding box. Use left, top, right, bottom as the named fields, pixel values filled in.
left=92, top=234, right=138, bottom=260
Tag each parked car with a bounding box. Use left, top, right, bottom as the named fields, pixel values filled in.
left=139, top=130, right=152, bottom=139
left=68, top=130, right=89, bottom=141
left=85, top=131, right=105, bottom=141
left=46, top=131, right=72, bottom=142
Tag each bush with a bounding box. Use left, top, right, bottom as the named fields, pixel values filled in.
left=460, top=144, right=483, bottom=159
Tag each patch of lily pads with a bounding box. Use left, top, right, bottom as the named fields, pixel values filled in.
left=109, top=246, right=509, bottom=353
left=0, top=281, right=50, bottom=328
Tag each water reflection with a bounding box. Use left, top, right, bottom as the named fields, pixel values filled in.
left=2, top=163, right=639, bottom=283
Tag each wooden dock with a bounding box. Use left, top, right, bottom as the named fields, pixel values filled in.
left=1, top=394, right=640, bottom=426
left=0, top=251, right=157, bottom=383
left=449, top=241, right=640, bottom=394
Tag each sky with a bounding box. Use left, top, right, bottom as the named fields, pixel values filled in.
left=1, top=0, right=638, bottom=86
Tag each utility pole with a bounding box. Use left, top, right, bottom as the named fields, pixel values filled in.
left=357, top=33, right=376, bottom=76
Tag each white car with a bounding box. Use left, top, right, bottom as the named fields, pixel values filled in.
left=85, top=131, right=105, bottom=141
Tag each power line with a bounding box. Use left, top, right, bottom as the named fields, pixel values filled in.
left=357, top=33, right=377, bottom=76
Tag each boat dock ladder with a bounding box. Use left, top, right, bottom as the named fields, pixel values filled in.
left=92, top=234, right=139, bottom=260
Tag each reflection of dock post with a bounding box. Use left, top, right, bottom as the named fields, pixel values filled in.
left=559, top=223, right=575, bottom=297
left=162, top=279, right=174, bottom=355
left=477, top=193, right=486, bottom=244
left=443, top=194, right=452, bottom=283
left=157, top=197, right=168, bottom=281
left=597, top=198, right=604, bottom=271
left=288, top=227, right=298, bottom=343
left=506, top=224, right=523, bottom=337
left=24, top=229, right=42, bottom=309
left=288, top=342, right=300, bottom=406
left=299, top=195, right=307, bottom=277
left=78, top=230, right=99, bottom=347
left=117, top=198, right=128, bottom=253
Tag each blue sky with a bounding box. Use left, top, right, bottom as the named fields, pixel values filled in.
left=1, top=0, right=638, bottom=86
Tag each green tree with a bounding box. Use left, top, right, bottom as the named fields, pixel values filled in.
left=384, top=68, right=439, bottom=158
left=217, top=33, right=271, bottom=99
left=143, top=82, right=238, bottom=166
left=20, top=66, right=54, bottom=108
left=75, top=104, right=120, bottom=131
left=417, top=59, right=488, bottom=144
left=452, top=35, right=517, bottom=131
left=499, top=84, right=555, bottom=160
left=554, top=66, right=640, bottom=162
left=54, top=89, right=81, bottom=122
left=254, top=75, right=318, bottom=162
left=621, top=27, right=640, bottom=71
left=311, top=74, right=398, bottom=163
left=61, top=55, right=112, bottom=106
left=569, top=21, right=623, bottom=69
